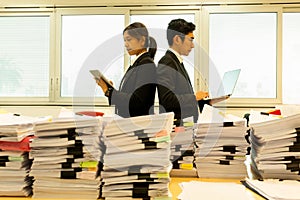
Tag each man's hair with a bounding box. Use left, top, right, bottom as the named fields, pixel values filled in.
left=167, top=18, right=195, bottom=46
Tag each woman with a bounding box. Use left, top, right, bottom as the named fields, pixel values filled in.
left=96, top=22, right=157, bottom=117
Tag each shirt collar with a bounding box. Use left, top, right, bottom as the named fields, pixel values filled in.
left=168, top=48, right=183, bottom=63
left=130, top=51, right=147, bottom=65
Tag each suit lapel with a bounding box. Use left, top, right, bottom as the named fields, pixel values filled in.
left=119, top=64, right=135, bottom=90
left=179, top=62, right=192, bottom=87
left=119, top=53, right=147, bottom=90
left=167, top=50, right=193, bottom=90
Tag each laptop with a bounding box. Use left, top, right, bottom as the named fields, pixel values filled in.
left=205, top=69, right=241, bottom=104
left=216, top=68, right=241, bottom=97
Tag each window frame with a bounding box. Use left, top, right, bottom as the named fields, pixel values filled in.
left=54, top=8, right=130, bottom=105
left=130, top=6, right=202, bottom=88
left=0, top=5, right=295, bottom=109
left=129, top=8, right=202, bottom=106
left=281, top=7, right=300, bottom=104
left=0, top=8, right=55, bottom=105
left=54, top=7, right=204, bottom=106
left=201, top=5, right=283, bottom=107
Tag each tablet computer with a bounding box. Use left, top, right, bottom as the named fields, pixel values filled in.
left=89, top=69, right=115, bottom=89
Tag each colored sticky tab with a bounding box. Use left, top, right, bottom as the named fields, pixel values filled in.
left=183, top=122, right=194, bottom=127
left=153, top=135, right=170, bottom=143
left=174, top=126, right=185, bottom=132
left=156, top=172, right=170, bottom=179
left=8, top=156, right=24, bottom=162
left=80, top=161, right=98, bottom=168
left=268, top=109, right=281, bottom=115
left=179, top=163, right=193, bottom=170
left=155, top=129, right=167, bottom=137
left=154, top=197, right=172, bottom=200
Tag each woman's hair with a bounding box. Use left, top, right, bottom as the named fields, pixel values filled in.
left=167, top=18, right=195, bottom=46
left=123, top=22, right=157, bottom=59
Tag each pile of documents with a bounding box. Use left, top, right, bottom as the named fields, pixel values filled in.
left=30, top=116, right=103, bottom=199
left=170, top=122, right=197, bottom=177
left=0, top=113, right=39, bottom=196
left=99, top=113, right=174, bottom=200
left=249, top=113, right=300, bottom=180
left=194, top=105, right=249, bottom=179
left=242, top=178, right=300, bottom=200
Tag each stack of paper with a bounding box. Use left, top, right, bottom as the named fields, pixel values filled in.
left=243, top=178, right=300, bottom=200
left=0, top=113, right=40, bottom=197
left=248, top=110, right=282, bottom=125
left=100, top=113, right=174, bottom=200
left=249, top=113, right=300, bottom=180
left=170, top=123, right=197, bottom=177
left=194, top=105, right=249, bottom=179
left=30, top=116, right=103, bottom=199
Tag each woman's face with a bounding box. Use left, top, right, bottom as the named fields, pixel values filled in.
left=123, top=31, right=146, bottom=56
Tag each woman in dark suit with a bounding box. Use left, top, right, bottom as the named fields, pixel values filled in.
left=96, top=22, right=157, bottom=117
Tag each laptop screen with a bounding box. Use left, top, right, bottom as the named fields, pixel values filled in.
left=216, top=69, right=241, bottom=97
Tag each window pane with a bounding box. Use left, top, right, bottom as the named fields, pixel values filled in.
left=283, top=13, right=300, bottom=104
left=61, top=15, right=124, bottom=97
left=209, top=13, right=277, bottom=98
left=130, top=14, right=195, bottom=87
left=0, top=16, right=50, bottom=97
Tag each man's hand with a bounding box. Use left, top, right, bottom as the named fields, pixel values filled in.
left=195, top=91, right=209, bottom=101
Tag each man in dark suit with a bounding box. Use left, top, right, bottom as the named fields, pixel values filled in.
left=157, top=18, right=209, bottom=126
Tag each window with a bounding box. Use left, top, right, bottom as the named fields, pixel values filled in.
left=282, top=13, right=300, bottom=104
left=0, top=16, right=50, bottom=97
left=209, top=12, right=277, bottom=100
left=60, top=14, right=124, bottom=98
left=130, top=14, right=195, bottom=87
left=0, top=5, right=293, bottom=108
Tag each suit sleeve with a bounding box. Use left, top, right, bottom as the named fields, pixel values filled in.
left=109, top=59, right=156, bottom=117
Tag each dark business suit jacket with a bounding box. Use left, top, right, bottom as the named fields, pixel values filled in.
left=157, top=50, right=199, bottom=125
left=108, top=52, right=156, bottom=118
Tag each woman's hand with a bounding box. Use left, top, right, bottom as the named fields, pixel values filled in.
left=96, top=78, right=108, bottom=93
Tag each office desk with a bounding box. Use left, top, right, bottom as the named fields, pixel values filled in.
left=169, top=177, right=263, bottom=200
left=0, top=177, right=263, bottom=200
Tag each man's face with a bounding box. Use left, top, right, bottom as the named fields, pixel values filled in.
left=178, top=32, right=195, bottom=56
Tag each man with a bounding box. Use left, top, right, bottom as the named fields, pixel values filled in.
left=157, top=18, right=209, bottom=126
